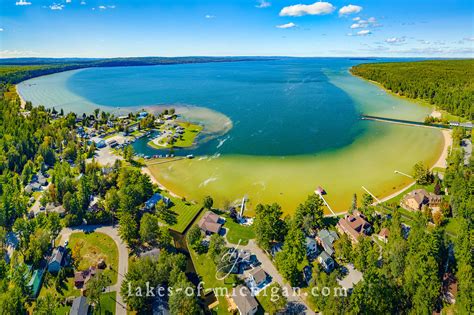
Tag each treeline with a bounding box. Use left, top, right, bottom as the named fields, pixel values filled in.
left=350, top=60, right=474, bottom=119
left=0, top=56, right=267, bottom=86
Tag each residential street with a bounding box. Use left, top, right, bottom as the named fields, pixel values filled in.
left=231, top=239, right=315, bottom=315
left=58, top=225, right=128, bottom=315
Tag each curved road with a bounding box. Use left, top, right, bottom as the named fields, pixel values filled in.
left=58, top=225, right=128, bottom=315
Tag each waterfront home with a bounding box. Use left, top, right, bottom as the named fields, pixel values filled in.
left=248, top=267, right=269, bottom=290
left=144, top=193, right=170, bottom=210
left=317, top=251, right=335, bottom=273
left=229, top=285, right=259, bottom=315
left=74, top=266, right=97, bottom=288
left=70, top=296, right=89, bottom=315
left=198, top=211, right=223, bottom=235
left=376, top=228, right=390, bottom=243
left=48, top=246, right=66, bottom=273
left=336, top=211, right=372, bottom=244
left=316, top=229, right=339, bottom=256
left=305, top=237, right=318, bottom=255
left=401, top=189, right=442, bottom=211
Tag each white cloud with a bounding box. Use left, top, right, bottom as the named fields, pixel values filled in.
left=464, top=37, right=474, bottom=42
left=280, top=1, right=335, bottom=17
left=339, top=4, right=362, bottom=16
left=0, top=50, right=40, bottom=58
left=66, top=0, right=71, bottom=3
left=15, top=0, right=31, bottom=6
left=276, top=22, right=296, bottom=29
left=367, top=17, right=377, bottom=23
left=353, top=16, right=360, bottom=21
left=108, top=5, right=116, bottom=9
left=80, top=1, right=86, bottom=4
left=385, top=37, right=406, bottom=44
left=255, top=0, right=271, bottom=8
left=205, top=14, right=215, bottom=19
left=0, top=28, right=3, bottom=32
left=350, top=22, right=365, bottom=29
left=357, top=30, right=371, bottom=36
left=50, top=3, right=64, bottom=10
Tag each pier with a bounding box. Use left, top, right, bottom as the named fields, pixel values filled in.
left=361, top=115, right=452, bottom=129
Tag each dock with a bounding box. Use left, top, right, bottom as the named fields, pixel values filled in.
left=315, top=188, right=337, bottom=217
left=361, top=115, right=451, bottom=130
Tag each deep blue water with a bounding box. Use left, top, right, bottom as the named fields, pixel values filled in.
left=66, top=58, right=367, bottom=156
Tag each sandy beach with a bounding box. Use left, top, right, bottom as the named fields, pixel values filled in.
left=141, top=166, right=182, bottom=199
left=16, top=85, right=26, bottom=109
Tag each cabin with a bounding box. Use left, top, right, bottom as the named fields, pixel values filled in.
left=336, top=211, right=372, bottom=244
left=48, top=246, right=66, bottom=273
left=376, top=228, right=390, bottom=243
left=198, top=211, right=223, bottom=235
left=229, top=285, right=259, bottom=315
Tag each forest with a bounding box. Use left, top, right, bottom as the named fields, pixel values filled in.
left=350, top=59, right=474, bottom=120
left=0, top=56, right=265, bottom=85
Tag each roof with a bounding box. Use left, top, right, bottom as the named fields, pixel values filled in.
left=74, top=266, right=97, bottom=284
left=318, top=251, right=333, bottom=265
left=70, top=296, right=89, bottom=315
left=49, top=246, right=65, bottom=266
left=379, top=228, right=390, bottom=238
left=250, top=267, right=267, bottom=284
left=140, top=248, right=161, bottom=260
left=406, top=189, right=441, bottom=206
left=337, top=212, right=371, bottom=241
left=317, top=229, right=339, bottom=256
left=231, top=285, right=259, bottom=314
left=145, top=193, right=169, bottom=209
left=198, top=211, right=222, bottom=233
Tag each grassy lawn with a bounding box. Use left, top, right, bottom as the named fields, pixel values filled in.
left=255, top=283, right=281, bottom=315
left=161, top=196, right=202, bottom=233
left=444, top=217, right=462, bottom=239
left=39, top=274, right=80, bottom=300
left=149, top=121, right=203, bottom=149
left=189, top=248, right=232, bottom=315
left=223, top=216, right=255, bottom=246
left=93, top=291, right=117, bottom=315
left=103, top=132, right=118, bottom=140
left=68, top=232, right=119, bottom=285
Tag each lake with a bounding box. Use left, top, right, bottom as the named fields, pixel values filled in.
left=18, top=58, right=444, bottom=214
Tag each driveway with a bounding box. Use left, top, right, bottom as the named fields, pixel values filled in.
left=234, top=239, right=315, bottom=314
left=58, top=225, right=128, bottom=315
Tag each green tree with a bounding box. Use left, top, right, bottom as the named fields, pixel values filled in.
left=413, top=161, right=433, bottom=185
left=86, top=273, right=111, bottom=311
left=203, top=195, right=214, bottom=210
left=139, top=213, right=160, bottom=244
left=275, top=220, right=306, bottom=286
left=34, top=293, right=59, bottom=315
left=254, top=203, right=287, bottom=251
left=169, top=273, right=200, bottom=315
left=294, top=194, right=324, bottom=233
left=118, top=212, right=138, bottom=246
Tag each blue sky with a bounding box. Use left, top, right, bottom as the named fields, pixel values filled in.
left=0, top=0, right=473, bottom=57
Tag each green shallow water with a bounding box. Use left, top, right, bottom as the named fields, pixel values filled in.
left=18, top=58, right=443, bottom=214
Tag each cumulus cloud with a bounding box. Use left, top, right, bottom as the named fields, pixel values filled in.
left=349, top=17, right=379, bottom=29
left=385, top=37, right=406, bottom=44
left=15, top=0, right=31, bottom=5
left=66, top=0, right=71, bottom=3
left=280, top=1, right=335, bottom=17
left=80, top=1, right=86, bottom=4
left=205, top=14, right=215, bottom=19
left=0, top=28, right=3, bottom=32
left=339, top=4, right=362, bottom=16
left=50, top=3, right=64, bottom=10
left=353, top=16, right=360, bottom=21
left=276, top=22, right=296, bottom=29
left=356, top=30, right=371, bottom=36
left=255, top=0, right=271, bottom=8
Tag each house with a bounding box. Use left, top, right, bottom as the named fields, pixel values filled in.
left=88, top=196, right=102, bottom=213
left=270, top=243, right=283, bottom=257
left=70, top=296, right=89, bottom=315
left=138, top=111, right=148, bottom=119
left=198, top=211, right=223, bottom=234
left=248, top=267, right=269, bottom=289
left=317, top=251, right=335, bottom=273
left=336, top=211, right=372, bottom=243
left=305, top=237, right=318, bottom=255
left=401, top=189, right=442, bottom=211
left=229, top=285, right=259, bottom=315
left=144, top=193, right=170, bottom=210
left=140, top=248, right=161, bottom=261
left=376, top=228, right=390, bottom=243
left=74, top=266, right=97, bottom=288
left=316, top=229, right=339, bottom=256
left=48, top=246, right=65, bottom=273
left=45, top=203, right=66, bottom=217
left=338, top=264, right=363, bottom=292
left=27, top=268, right=45, bottom=298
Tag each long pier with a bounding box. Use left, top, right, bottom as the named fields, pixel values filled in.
left=361, top=115, right=452, bottom=129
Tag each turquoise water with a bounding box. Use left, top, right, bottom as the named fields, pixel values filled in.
left=18, top=58, right=431, bottom=157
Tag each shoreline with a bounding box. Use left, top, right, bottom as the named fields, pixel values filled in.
left=16, top=85, right=26, bottom=109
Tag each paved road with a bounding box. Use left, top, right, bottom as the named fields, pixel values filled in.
left=58, top=225, right=128, bottom=315
left=230, top=239, right=315, bottom=314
